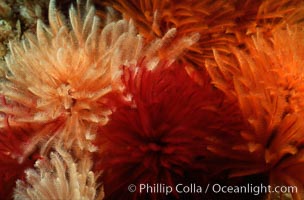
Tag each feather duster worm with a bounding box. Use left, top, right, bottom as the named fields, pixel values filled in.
left=14, top=144, right=102, bottom=200
left=0, top=98, right=38, bottom=199
left=95, top=0, right=304, bottom=71
left=231, top=0, right=304, bottom=38
left=2, top=0, right=131, bottom=154
left=96, top=0, right=235, bottom=69
left=93, top=59, right=242, bottom=200
left=0, top=153, right=36, bottom=200
left=0, top=0, right=198, bottom=159
left=206, top=27, right=304, bottom=199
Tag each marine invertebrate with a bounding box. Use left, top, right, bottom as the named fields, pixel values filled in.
left=94, top=59, right=235, bottom=199
left=1, top=0, right=199, bottom=157
left=206, top=26, right=304, bottom=199
left=231, top=0, right=304, bottom=37
left=96, top=0, right=304, bottom=71
left=2, top=0, right=129, bottom=154
left=0, top=154, right=36, bottom=200
left=14, top=144, right=102, bottom=200
left=97, top=0, right=235, bottom=69
left=0, top=99, right=38, bottom=199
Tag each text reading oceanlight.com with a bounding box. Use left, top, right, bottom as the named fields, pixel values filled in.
left=127, top=183, right=298, bottom=196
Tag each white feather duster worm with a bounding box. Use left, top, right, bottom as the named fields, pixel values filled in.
left=14, top=145, right=103, bottom=200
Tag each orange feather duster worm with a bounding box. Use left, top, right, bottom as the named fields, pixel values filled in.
left=95, top=0, right=304, bottom=70
left=206, top=26, right=304, bottom=200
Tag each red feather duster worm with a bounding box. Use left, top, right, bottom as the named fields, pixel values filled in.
left=206, top=26, right=304, bottom=199
left=0, top=121, right=37, bottom=200
left=93, top=59, right=238, bottom=199
left=0, top=91, right=40, bottom=199
left=0, top=156, right=36, bottom=200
